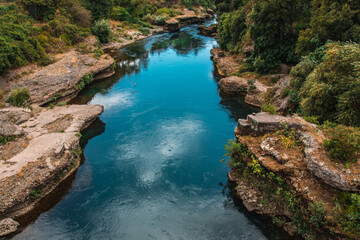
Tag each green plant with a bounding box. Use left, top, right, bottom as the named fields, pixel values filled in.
left=75, top=73, right=94, bottom=90
left=333, top=191, right=360, bottom=237
left=0, top=135, right=15, bottom=145
left=303, top=116, right=320, bottom=125
left=323, top=125, right=360, bottom=164
left=261, top=103, right=276, bottom=114
left=6, top=87, right=30, bottom=107
left=30, top=189, right=42, bottom=199
left=309, top=202, right=326, bottom=227
left=92, top=19, right=112, bottom=43
left=153, top=15, right=168, bottom=26
left=247, top=79, right=256, bottom=91
left=57, top=102, right=67, bottom=106
left=93, top=48, right=104, bottom=59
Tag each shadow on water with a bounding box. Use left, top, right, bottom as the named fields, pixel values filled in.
left=5, top=119, right=106, bottom=239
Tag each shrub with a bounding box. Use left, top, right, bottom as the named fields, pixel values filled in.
left=93, top=48, right=104, bottom=59
left=6, top=87, right=30, bottom=107
left=92, top=19, right=112, bottom=43
left=261, top=103, right=276, bottom=115
left=0, top=136, right=15, bottom=145
left=296, top=0, right=360, bottom=56
left=110, top=7, right=131, bottom=21
left=0, top=12, right=47, bottom=74
left=153, top=15, right=168, bottom=26
left=298, top=42, right=360, bottom=125
left=323, top=125, right=360, bottom=164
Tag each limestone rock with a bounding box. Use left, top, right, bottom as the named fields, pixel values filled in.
left=197, top=24, right=217, bottom=37
left=0, top=218, right=19, bottom=237
left=219, top=76, right=248, bottom=95
left=8, top=51, right=114, bottom=105
left=164, top=19, right=181, bottom=33
left=0, top=105, right=104, bottom=215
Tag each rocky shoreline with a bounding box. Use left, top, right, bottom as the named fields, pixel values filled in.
left=210, top=47, right=291, bottom=114
left=227, top=113, right=360, bottom=239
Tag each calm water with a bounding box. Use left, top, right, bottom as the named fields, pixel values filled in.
left=12, top=25, right=275, bottom=240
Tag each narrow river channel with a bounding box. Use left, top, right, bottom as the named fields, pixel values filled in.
left=13, top=24, right=277, bottom=240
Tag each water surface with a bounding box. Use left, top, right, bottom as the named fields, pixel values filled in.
left=13, top=25, right=274, bottom=240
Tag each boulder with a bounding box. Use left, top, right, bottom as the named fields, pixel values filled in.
left=219, top=76, right=248, bottom=95
left=0, top=218, right=19, bottom=237
left=164, top=19, right=180, bottom=33
left=197, top=24, right=217, bottom=37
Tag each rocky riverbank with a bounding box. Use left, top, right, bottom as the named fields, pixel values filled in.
left=211, top=48, right=291, bottom=114
left=0, top=105, right=103, bottom=236
left=228, top=112, right=360, bottom=239
left=164, top=7, right=213, bottom=33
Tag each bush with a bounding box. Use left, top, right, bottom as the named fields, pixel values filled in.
left=261, top=103, right=276, bottom=114
left=296, top=0, right=360, bottom=56
left=92, top=20, right=112, bottom=43
left=110, top=7, right=131, bottom=21
left=298, top=42, right=360, bottom=125
left=0, top=12, right=47, bottom=74
left=93, top=48, right=104, bottom=59
left=6, top=87, right=30, bottom=107
left=323, top=125, right=360, bottom=164
left=153, top=15, right=168, bottom=26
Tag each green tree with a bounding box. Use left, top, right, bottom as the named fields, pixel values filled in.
left=248, top=0, right=299, bottom=73
left=295, top=42, right=360, bottom=126
left=296, top=0, right=360, bottom=56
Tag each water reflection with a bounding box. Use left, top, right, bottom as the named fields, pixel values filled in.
left=151, top=31, right=204, bottom=55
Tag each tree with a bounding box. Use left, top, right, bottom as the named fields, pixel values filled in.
left=296, top=0, right=360, bottom=56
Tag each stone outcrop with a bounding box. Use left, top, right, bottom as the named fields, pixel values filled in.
left=164, top=18, right=181, bottom=32
left=235, top=112, right=360, bottom=193
left=231, top=112, right=360, bottom=238
left=164, top=7, right=213, bottom=33
left=219, top=76, right=249, bottom=95
left=211, top=46, right=292, bottom=113
left=0, top=105, right=103, bottom=232
left=0, top=218, right=19, bottom=237
left=5, top=51, right=114, bottom=106
left=210, top=48, right=244, bottom=76
left=197, top=24, right=217, bottom=37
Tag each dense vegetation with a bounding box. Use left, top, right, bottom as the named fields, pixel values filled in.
left=217, top=0, right=360, bottom=164
left=218, top=1, right=360, bottom=237
left=0, top=0, right=214, bottom=75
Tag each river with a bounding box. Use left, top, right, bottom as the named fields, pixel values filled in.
left=12, top=24, right=280, bottom=240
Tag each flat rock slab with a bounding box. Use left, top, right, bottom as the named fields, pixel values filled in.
left=0, top=105, right=103, bottom=179
left=8, top=51, right=114, bottom=105
left=0, top=105, right=103, bottom=214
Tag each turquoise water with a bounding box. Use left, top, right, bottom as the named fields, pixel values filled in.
left=12, top=25, right=275, bottom=240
